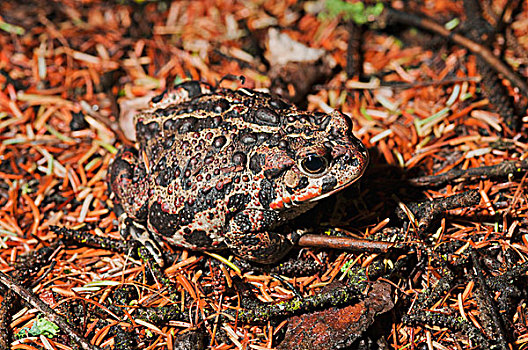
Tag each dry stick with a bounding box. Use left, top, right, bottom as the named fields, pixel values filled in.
left=346, top=21, right=364, bottom=77
left=298, top=234, right=395, bottom=253
left=0, top=291, right=16, bottom=350
left=409, top=160, right=528, bottom=187
left=471, top=251, right=511, bottom=350
left=396, top=190, right=481, bottom=231
left=382, top=76, right=480, bottom=90
left=494, top=0, right=520, bottom=39
left=382, top=7, right=528, bottom=98
left=0, top=272, right=100, bottom=350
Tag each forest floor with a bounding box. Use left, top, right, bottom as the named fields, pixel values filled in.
left=1, top=0, right=528, bottom=349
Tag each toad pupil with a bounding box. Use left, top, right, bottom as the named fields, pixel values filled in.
left=301, top=155, right=327, bottom=175
left=109, top=80, right=369, bottom=264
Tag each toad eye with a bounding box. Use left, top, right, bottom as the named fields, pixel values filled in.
left=300, top=155, right=328, bottom=175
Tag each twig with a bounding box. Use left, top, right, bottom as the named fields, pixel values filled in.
left=396, top=190, right=481, bottom=230
left=232, top=262, right=387, bottom=323
left=0, top=291, right=16, bottom=350
left=381, top=7, right=528, bottom=98
left=409, top=160, right=528, bottom=187
left=0, top=272, right=100, bottom=350
left=494, top=0, right=521, bottom=40
left=52, top=226, right=128, bottom=252
left=381, top=76, right=480, bottom=90
left=298, top=234, right=395, bottom=253
left=471, top=251, right=511, bottom=350
left=346, top=21, right=364, bottom=77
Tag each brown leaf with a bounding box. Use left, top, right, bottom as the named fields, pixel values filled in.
left=278, top=281, right=394, bottom=350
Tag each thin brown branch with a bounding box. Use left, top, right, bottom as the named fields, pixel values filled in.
left=471, top=251, right=511, bottom=349
left=0, top=272, right=100, bottom=350
left=381, top=7, right=528, bottom=98
left=0, top=291, right=16, bottom=350
left=381, top=76, right=480, bottom=90
left=409, top=160, right=528, bottom=187
left=298, top=234, right=395, bottom=253
left=396, top=190, right=481, bottom=230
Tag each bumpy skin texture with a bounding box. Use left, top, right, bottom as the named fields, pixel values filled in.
left=110, top=81, right=368, bottom=263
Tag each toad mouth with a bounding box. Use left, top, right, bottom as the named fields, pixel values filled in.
left=308, top=167, right=367, bottom=202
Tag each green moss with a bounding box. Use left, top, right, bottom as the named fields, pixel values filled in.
left=321, top=0, right=384, bottom=25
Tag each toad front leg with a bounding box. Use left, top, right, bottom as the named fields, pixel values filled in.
left=225, top=209, right=297, bottom=264
left=109, top=147, right=165, bottom=265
